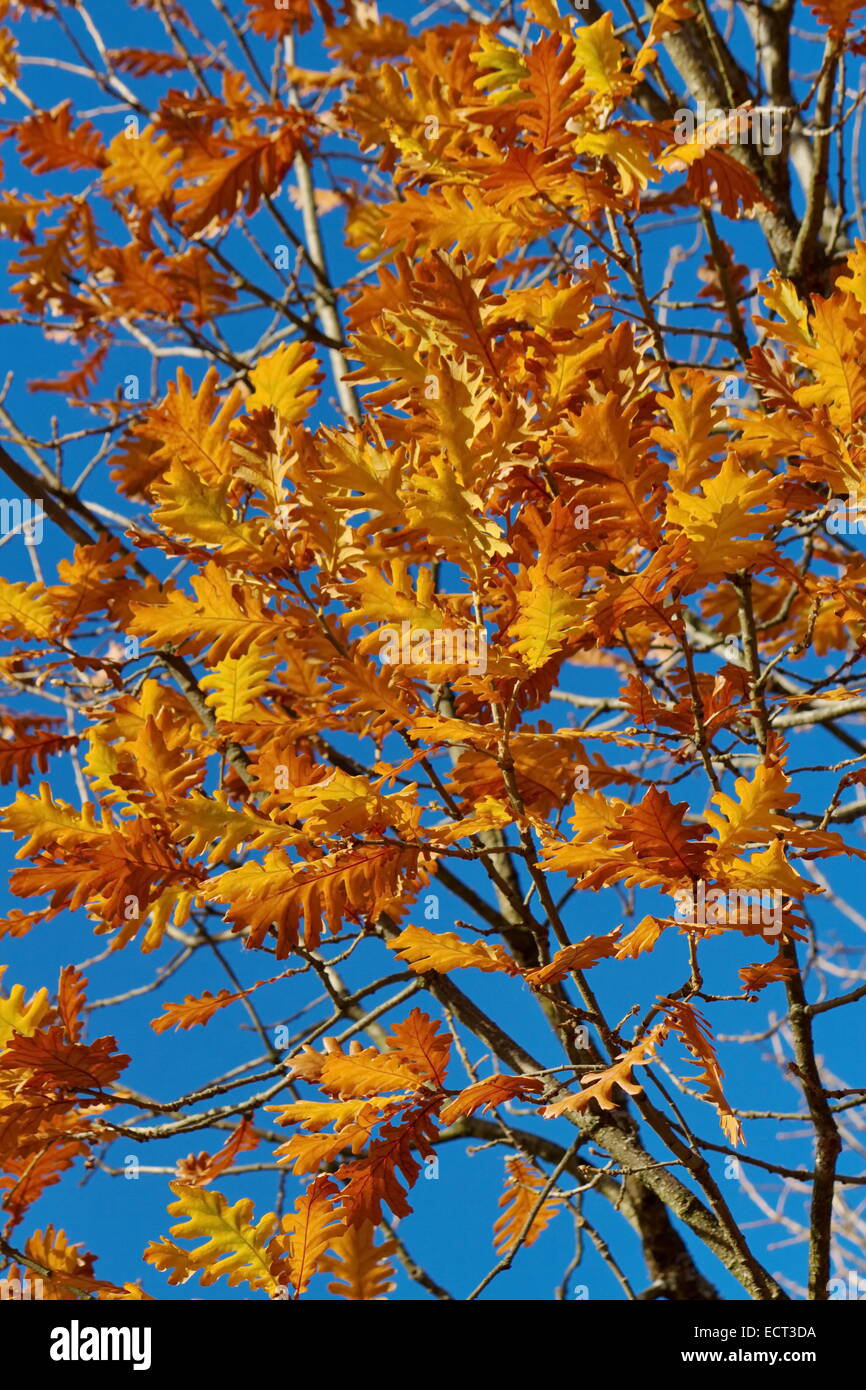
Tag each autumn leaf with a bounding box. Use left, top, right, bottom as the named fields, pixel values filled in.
left=389, top=923, right=518, bottom=976
left=662, top=999, right=743, bottom=1145
left=246, top=341, right=322, bottom=423
left=542, top=1025, right=667, bottom=1117
left=320, top=1221, right=397, bottom=1300
left=102, top=124, right=180, bottom=208
left=440, top=1074, right=544, bottom=1124
left=271, top=1176, right=344, bottom=1296
left=150, top=1182, right=280, bottom=1293
left=0, top=0, right=863, bottom=1311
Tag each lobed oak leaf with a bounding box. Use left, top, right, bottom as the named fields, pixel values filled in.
left=386, top=1008, right=451, bottom=1088
left=0, top=718, right=79, bottom=789
left=509, top=560, right=589, bottom=670
left=651, top=368, right=726, bottom=490
left=129, top=562, right=292, bottom=663
left=739, top=954, right=798, bottom=992
left=102, top=124, right=180, bottom=209
left=245, top=340, right=321, bottom=424
left=8, top=1226, right=100, bottom=1301
left=793, top=293, right=866, bottom=432
left=662, top=999, right=743, bottom=1145
left=614, top=914, right=671, bottom=959
left=319, top=1047, right=426, bottom=1099
left=2, top=1027, right=129, bottom=1092
left=523, top=932, right=620, bottom=985
left=440, top=1074, right=544, bottom=1124
left=211, top=842, right=425, bottom=956
left=543, top=1024, right=667, bottom=1117
left=492, top=1155, right=561, bottom=1254
left=270, top=1099, right=395, bottom=1175
left=804, top=0, right=866, bottom=36
left=336, top=1102, right=439, bottom=1226
left=247, top=0, right=325, bottom=38
left=56, top=965, right=86, bottom=1044
left=168, top=791, right=294, bottom=866
left=721, top=840, right=819, bottom=902
left=151, top=987, right=254, bottom=1035
left=176, top=123, right=310, bottom=237
left=0, top=1138, right=86, bottom=1227
left=142, top=1238, right=199, bottom=1287
left=271, top=1176, right=344, bottom=1297
left=379, top=184, right=542, bottom=262
left=320, top=1220, right=397, bottom=1300
left=149, top=458, right=275, bottom=561
left=107, top=47, right=189, bottom=77
left=0, top=966, right=52, bottom=1048
left=389, top=923, right=518, bottom=977
left=0, top=578, right=56, bottom=643
left=570, top=13, right=631, bottom=100
left=611, top=785, right=710, bottom=882
left=17, top=101, right=106, bottom=173
left=571, top=127, right=657, bottom=196
left=665, top=454, right=785, bottom=582
left=129, top=366, right=244, bottom=489
left=161, top=1181, right=280, bottom=1293
left=199, top=649, right=274, bottom=723
left=634, top=0, right=696, bottom=73
left=705, top=761, right=799, bottom=859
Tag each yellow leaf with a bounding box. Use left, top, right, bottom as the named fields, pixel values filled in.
left=722, top=840, right=819, bottom=900
left=0, top=578, right=55, bottom=642
left=150, top=458, right=274, bottom=559
left=170, top=792, right=296, bottom=866
left=634, top=0, right=696, bottom=73
left=652, top=369, right=725, bottom=490
left=570, top=14, right=629, bottom=98
left=159, top=1182, right=280, bottom=1293
left=705, top=762, right=798, bottom=859
left=402, top=454, right=509, bottom=578
left=510, top=564, right=588, bottom=669
left=794, top=293, right=866, bottom=432
left=492, top=1156, right=561, bottom=1254
left=0, top=966, right=51, bottom=1049
left=321, top=1221, right=397, bottom=1300
left=571, top=129, right=656, bottom=195
left=129, top=562, right=291, bottom=662
left=835, top=238, right=866, bottom=312
left=666, top=454, right=785, bottom=581
left=102, top=124, right=180, bottom=208
left=200, top=649, right=273, bottom=722
left=246, top=341, right=321, bottom=423
left=380, top=184, right=541, bottom=262
left=1, top=782, right=107, bottom=859
left=389, top=923, right=518, bottom=975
